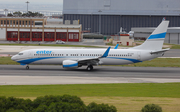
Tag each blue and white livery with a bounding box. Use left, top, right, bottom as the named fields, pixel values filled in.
left=11, top=20, right=169, bottom=70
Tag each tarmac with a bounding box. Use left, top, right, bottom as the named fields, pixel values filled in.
left=0, top=65, right=180, bottom=85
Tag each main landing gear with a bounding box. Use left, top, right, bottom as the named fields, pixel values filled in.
left=26, top=65, right=29, bottom=70
left=86, top=65, right=93, bottom=71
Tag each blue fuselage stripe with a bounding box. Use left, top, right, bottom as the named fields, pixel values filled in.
left=17, top=57, right=63, bottom=64
left=17, top=57, right=141, bottom=64
left=107, top=57, right=142, bottom=63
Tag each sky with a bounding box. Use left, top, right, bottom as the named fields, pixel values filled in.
left=1, top=0, right=63, bottom=4
left=0, top=0, right=63, bottom=11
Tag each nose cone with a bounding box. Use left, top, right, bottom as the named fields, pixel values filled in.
left=11, top=55, right=16, bottom=61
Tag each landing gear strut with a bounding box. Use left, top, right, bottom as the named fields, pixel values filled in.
left=26, top=65, right=29, bottom=70
left=86, top=65, right=93, bottom=71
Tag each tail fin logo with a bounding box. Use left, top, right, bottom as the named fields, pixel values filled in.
left=148, top=32, right=166, bottom=40
left=130, top=20, right=169, bottom=50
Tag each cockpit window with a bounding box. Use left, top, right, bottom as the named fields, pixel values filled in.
left=18, top=53, right=23, bottom=55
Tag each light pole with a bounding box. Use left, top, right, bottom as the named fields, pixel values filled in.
left=26, top=1, right=30, bottom=14
left=98, top=10, right=102, bottom=34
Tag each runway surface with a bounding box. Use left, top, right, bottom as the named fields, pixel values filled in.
left=0, top=65, right=180, bottom=85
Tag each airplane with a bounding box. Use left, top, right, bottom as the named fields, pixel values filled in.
left=11, top=20, right=169, bottom=71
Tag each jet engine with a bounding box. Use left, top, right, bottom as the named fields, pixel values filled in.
left=62, top=60, right=78, bottom=68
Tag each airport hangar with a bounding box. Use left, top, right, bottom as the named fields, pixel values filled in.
left=63, top=0, right=180, bottom=42
left=0, top=18, right=82, bottom=42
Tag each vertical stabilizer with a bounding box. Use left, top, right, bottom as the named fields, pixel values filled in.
left=131, top=20, right=169, bottom=50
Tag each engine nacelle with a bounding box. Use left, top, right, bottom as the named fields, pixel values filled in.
left=62, top=60, right=78, bottom=68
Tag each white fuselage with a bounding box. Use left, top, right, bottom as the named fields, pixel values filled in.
left=11, top=48, right=162, bottom=66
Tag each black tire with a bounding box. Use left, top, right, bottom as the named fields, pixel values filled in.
left=87, top=65, right=93, bottom=71
left=26, top=66, right=29, bottom=70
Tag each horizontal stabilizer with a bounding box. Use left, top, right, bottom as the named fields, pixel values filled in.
left=150, top=48, right=170, bottom=54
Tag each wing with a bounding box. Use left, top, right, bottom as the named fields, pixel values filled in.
left=78, top=47, right=111, bottom=65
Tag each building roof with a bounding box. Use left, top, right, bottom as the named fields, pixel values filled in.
left=47, top=19, right=63, bottom=22
left=0, top=17, right=45, bottom=19
left=44, top=24, right=81, bottom=28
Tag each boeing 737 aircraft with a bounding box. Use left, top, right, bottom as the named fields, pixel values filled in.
left=11, top=20, right=170, bottom=71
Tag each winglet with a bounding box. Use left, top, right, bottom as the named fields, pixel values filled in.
left=114, top=44, right=119, bottom=49
left=101, top=47, right=111, bottom=58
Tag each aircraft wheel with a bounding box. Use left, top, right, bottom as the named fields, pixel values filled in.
left=26, top=66, right=29, bottom=70
left=87, top=65, right=93, bottom=71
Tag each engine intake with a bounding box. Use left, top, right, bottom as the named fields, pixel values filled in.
left=62, top=60, right=78, bottom=68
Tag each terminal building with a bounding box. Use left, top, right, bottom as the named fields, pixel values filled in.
left=63, top=0, right=180, bottom=36
left=0, top=18, right=82, bottom=42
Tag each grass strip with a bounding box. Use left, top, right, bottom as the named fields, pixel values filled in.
left=0, top=57, right=19, bottom=65
left=1, top=57, right=180, bottom=67
left=0, top=83, right=180, bottom=98
left=81, top=97, right=180, bottom=112
left=169, top=44, right=180, bottom=49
